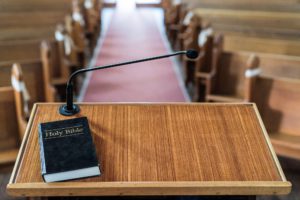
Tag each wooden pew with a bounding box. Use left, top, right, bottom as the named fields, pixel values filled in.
left=0, top=1, right=97, bottom=65
left=0, top=0, right=100, bottom=47
left=0, top=40, right=41, bottom=61
left=187, top=0, right=300, bottom=12
left=192, top=8, right=300, bottom=56
left=205, top=52, right=260, bottom=102
left=1, top=33, right=88, bottom=89
left=181, top=21, right=208, bottom=87
left=0, top=87, right=20, bottom=166
left=0, top=40, right=62, bottom=78
left=65, top=14, right=88, bottom=67
left=256, top=53, right=300, bottom=79
left=0, top=12, right=66, bottom=28
left=1, top=18, right=87, bottom=67
left=249, top=76, right=300, bottom=160
left=0, top=38, right=83, bottom=99
left=0, top=58, right=56, bottom=138
left=212, top=51, right=300, bottom=80
left=164, top=2, right=184, bottom=45
left=202, top=50, right=300, bottom=102
left=167, top=3, right=188, bottom=49
left=0, top=0, right=73, bottom=13
left=82, top=0, right=103, bottom=50
left=193, top=33, right=224, bottom=101
left=8, top=61, right=56, bottom=138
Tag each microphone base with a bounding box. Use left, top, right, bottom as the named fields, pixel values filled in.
left=59, top=104, right=80, bottom=116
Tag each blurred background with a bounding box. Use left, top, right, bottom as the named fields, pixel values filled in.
left=0, top=0, right=299, bottom=199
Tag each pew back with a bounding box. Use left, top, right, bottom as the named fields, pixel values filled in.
left=0, top=12, right=65, bottom=28
left=0, top=87, right=19, bottom=151
left=217, top=51, right=300, bottom=80
left=258, top=54, right=300, bottom=79
left=0, top=41, right=41, bottom=61
left=187, top=0, right=300, bottom=12
left=192, top=8, right=300, bottom=56
left=0, top=0, right=72, bottom=13
left=252, top=76, right=300, bottom=136
left=0, top=27, right=56, bottom=41
left=214, top=52, right=250, bottom=98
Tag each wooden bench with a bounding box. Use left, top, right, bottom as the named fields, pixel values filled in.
left=255, top=53, right=300, bottom=79
left=0, top=38, right=85, bottom=99
left=0, top=12, right=66, bottom=28
left=192, top=8, right=300, bottom=56
left=210, top=51, right=300, bottom=81
left=164, top=2, right=185, bottom=45
left=0, top=0, right=73, bottom=13
left=167, top=3, right=188, bottom=49
left=0, top=0, right=101, bottom=42
left=0, top=41, right=65, bottom=99
left=0, top=40, right=64, bottom=77
left=82, top=0, right=103, bottom=50
left=0, top=40, right=42, bottom=61
left=187, top=0, right=300, bottom=12
left=202, top=51, right=300, bottom=102
left=205, top=52, right=260, bottom=102
left=0, top=87, right=20, bottom=166
left=0, top=0, right=102, bottom=67
left=8, top=61, right=56, bottom=138
left=249, top=76, right=300, bottom=160
left=16, top=62, right=52, bottom=135
left=181, top=16, right=202, bottom=84
left=193, top=33, right=224, bottom=101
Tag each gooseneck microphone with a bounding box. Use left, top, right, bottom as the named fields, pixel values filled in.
left=59, top=49, right=199, bottom=116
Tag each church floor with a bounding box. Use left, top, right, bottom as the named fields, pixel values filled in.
left=81, top=1, right=187, bottom=102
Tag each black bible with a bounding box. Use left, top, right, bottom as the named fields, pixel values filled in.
left=38, top=117, right=100, bottom=182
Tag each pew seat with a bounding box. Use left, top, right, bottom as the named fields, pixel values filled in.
left=206, top=94, right=244, bottom=102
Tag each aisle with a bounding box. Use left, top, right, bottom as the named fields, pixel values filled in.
left=82, top=1, right=187, bottom=102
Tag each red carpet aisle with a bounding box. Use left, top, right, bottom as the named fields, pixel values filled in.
left=83, top=5, right=186, bottom=102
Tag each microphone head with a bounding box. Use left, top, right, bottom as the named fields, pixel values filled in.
left=186, top=50, right=199, bottom=59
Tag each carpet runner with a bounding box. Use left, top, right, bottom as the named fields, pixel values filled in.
left=83, top=6, right=186, bottom=102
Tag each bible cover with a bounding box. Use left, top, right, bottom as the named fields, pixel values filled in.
left=38, top=117, right=100, bottom=182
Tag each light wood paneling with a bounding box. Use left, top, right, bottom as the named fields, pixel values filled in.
left=7, top=103, right=291, bottom=196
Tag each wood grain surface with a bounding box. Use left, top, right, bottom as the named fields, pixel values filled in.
left=7, top=103, right=291, bottom=196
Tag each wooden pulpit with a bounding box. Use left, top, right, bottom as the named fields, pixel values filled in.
left=7, top=103, right=291, bottom=198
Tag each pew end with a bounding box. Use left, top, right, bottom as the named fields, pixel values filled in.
left=11, top=64, right=30, bottom=139
left=205, top=52, right=260, bottom=102
left=0, top=87, right=20, bottom=166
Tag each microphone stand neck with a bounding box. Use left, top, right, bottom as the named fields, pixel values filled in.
left=59, top=50, right=196, bottom=116
left=66, top=84, right=74, bottom=111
